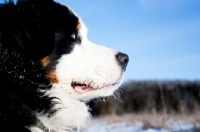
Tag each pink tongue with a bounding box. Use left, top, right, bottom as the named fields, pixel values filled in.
left=74, top=86, right=90, bottom=93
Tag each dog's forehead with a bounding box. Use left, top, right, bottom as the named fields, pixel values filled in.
left=59, top=3, right=88, bottom=35
left=57, top=5, right=87, bottom=34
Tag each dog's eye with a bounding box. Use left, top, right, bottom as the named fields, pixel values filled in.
left=71, top=33, right=76, bottom=39
left=71, top=31, right=81, bottom=43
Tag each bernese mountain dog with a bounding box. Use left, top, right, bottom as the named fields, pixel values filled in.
left=0, top=0, right=129, bottom=132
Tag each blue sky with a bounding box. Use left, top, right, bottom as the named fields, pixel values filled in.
left=2, top=0, right=200, bottom=81
left=55, top=0, right=200, bottom=81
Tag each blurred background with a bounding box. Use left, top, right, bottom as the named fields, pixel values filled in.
left=57, top=0, right=200, bottom=131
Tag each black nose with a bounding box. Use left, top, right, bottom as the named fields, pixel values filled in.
left=116, top=52, right=129, bottom=71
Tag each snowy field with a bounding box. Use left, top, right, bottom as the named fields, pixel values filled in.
left=82, top=120, right=198, bottom=132
left=81, top=114, right=200, bottom=132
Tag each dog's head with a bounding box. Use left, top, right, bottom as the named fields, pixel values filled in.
left=0, top=0, right=129, bottom=101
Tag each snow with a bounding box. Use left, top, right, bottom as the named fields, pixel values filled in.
left=165, top=120, right=196, bottom=132
left=82, top=120, right=198, bottom=132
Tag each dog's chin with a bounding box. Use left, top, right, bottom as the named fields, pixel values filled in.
left=70, top=75, right=124, bottom=101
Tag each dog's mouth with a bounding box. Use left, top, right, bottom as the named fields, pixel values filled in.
left=71, top=81, right=119, bottom=94
left=71, top=82, right=91, bottom=93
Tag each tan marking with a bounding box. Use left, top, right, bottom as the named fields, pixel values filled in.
left=77, top=21, right=81, bottom=30
left=40, top=56, right=50, bottom=67
left=46, top=71, right=59, bottom=84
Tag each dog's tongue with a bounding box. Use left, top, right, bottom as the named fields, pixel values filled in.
left=74, top=86, right=90, bottom=93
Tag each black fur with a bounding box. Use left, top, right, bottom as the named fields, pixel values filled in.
left=0, top=0, right=79, bottom=131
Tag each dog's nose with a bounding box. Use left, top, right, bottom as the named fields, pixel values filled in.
left=116, top=52, right=129, bottom=71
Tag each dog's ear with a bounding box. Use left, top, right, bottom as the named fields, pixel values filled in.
left=1, top=0, right=76, bottom=61
left=10, top=0, right=57, bottom=60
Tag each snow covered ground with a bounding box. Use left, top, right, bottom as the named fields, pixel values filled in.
left=82, top=120, right=198, bottom=132
left=81, top=114, right=200, bottom=132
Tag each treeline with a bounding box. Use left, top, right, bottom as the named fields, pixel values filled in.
left=88, top=80, right=200, bottom=116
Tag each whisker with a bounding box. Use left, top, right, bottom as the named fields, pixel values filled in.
left=112, top=91, right=124, bottom=102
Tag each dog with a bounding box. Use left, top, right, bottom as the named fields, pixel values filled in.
left=0, top=0, right=129, bottom=132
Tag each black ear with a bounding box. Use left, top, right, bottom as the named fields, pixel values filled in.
left=14, top=0, right=58, bottom=60
left=0, top=0, right=57, bottom=60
